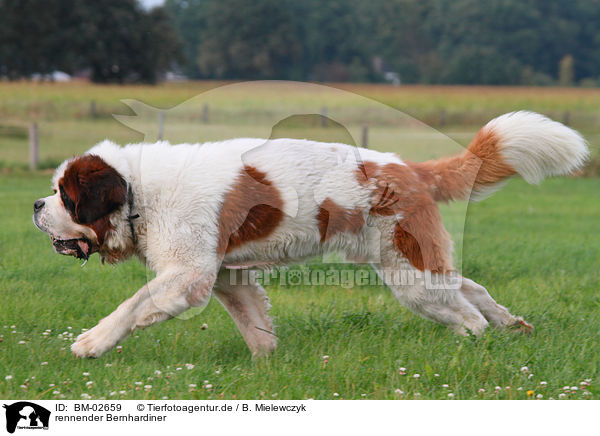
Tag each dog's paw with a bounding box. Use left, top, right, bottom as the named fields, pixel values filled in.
left=510, top=317, right=534, bottom=334
left=71, top=321, right=124, bottom=358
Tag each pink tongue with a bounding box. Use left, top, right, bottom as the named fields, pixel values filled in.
left=77, top=240, right=90, bottom=255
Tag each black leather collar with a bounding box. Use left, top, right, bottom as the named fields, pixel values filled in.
left=127, top=184, right=140, bottom=245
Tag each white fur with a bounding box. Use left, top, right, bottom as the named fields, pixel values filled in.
left=486, top=111, right=589, bottom=184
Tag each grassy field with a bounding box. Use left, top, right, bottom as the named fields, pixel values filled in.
left=0, top=82, right=599, bottom=400
left=0, top=173, right=598, bottom=401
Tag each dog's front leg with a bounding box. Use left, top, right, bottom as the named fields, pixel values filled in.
left=71, top=267, right=215, bottom=358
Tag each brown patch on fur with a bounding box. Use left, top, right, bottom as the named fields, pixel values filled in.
left=87, top=216, right=112, bottom=246
left=354, top=160, right=453, bottom=272
left=357, top=129, right=517, bottom=270
left=60, top=154, right=127, bottom=224
left=411, top=127, right=516, bottom=202
left=316, top=197, right=365, bottom=242
left=217, top=166, right=284, bottom=255
left=59, top=154, right=127, bottom=253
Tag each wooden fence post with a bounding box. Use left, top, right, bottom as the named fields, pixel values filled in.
left=202, top=104, right=209, bottom=124
left=158, top=110, right=165, bottom=140
left=29, top=122, right=39, bottom=170
left=320, top=107, right=328, bottom=127
left=439, top=109, right=446, bottom=127
left=361, top=125, right=369, bottom=148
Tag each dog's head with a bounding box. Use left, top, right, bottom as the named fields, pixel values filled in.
left=33, top=154, right=127, bottom=261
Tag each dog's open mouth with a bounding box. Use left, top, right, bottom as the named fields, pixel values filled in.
left=51, top=237, right=94, bottom=260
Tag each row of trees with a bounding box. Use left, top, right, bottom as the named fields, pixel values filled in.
left=166, top=0, right=600, bottom=85
left=1, top=0, right=599, bottom=85
left=0, top=0, right=181, bottom=83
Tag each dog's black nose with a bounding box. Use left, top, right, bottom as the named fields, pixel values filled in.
left=33, top=199, right=45, bottom=213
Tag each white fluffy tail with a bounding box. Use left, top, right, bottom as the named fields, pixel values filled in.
left=486, top=111, right=589, bottom=184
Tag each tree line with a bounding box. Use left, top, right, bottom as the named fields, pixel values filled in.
left=0, top=0, right=182, bottom=83
left=1, top=0, right=599, bottom=85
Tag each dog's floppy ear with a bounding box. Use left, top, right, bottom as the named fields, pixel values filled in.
left=61, top=155, right=127, bottom=224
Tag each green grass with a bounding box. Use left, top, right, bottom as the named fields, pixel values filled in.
left=0, top=173, right=598, bottom=400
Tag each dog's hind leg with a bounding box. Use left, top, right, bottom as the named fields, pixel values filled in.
left=460, top=277, right=533, bottom=332
left=371, top=214, right=489, bottom=336
left=213, top=269, right=277, bottom=356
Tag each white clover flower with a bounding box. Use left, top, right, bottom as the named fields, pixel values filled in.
left=333, top=392, right=339, bottom=397
left=134, top=381, right=142, bottom=386
left=86, top=381, right=93, bottom=387
left=536, top=394, right=543, bottom=399
left=5, top=375, right=13, bottom=381
left=81, top=393, right=91, bottom=399
left=540, top=381, right=547, bottom=386
left=189, top=384, right=197, bottom=388
left=399, top=367, right=406, bottom=372
left=558, top=393, right=566, bottom=399
left=53, top=390, right=60, bottom=395
left=109, top=392, right=116, bottom=396
left=154, top=370, right=162, bottom=376
left=144, top=385, right=152, bottom=390
left=442, top=384, right=449, bottom=388
left=520, top=366, right=528, bottom=373
left=322, top=355, right=329, bottom=360
left=41, top=362, right=48, bottom=366
left=495, top=386, right=501, bottom=391
left=571, top=386, right=578, bottom=391
left=448, top=393, right=454, bottom=398
left=105, top=363, right=113, bottom=367
left=82, top=372, right=90, bottom=376
left=119, top=390, right=127, bottom=395
left=434, top=373, right=440, bottom=377
left=394, top=389, right=403, bottom=395
left=478, top=388, right=485, bottom=393
left=205, top=384, right=213, bottom=389
left=18, top=341, right=26, bottom=345
left=413, top=374, right=420, bottom=379
left=528, top=374, right=534, bottom=379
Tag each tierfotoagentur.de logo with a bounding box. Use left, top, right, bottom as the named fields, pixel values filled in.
left=2, top=402, right=50, bottom=434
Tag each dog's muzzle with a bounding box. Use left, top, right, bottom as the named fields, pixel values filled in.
left=51, top=236, right=94, bottom=260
